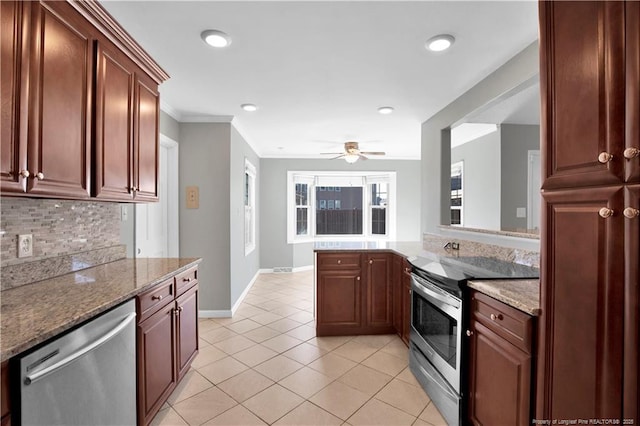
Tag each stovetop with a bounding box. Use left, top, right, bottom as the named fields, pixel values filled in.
left=408, top=253, right=539, bottom=295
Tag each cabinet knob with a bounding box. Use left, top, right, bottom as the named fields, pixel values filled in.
left=598, top=207, right=614, bottom=218
left=598, top=151, right=613, bottom=163
left=490, top=313, right=503, bottom=321
left=177, top=306, right=183, bottom=312
left=152, top=295, right=163, bottom=301
left=173, top=309, right=179, bottom=316
left=34, top=172, right=44, bottom=180
left=356, top=276, right=361, bottom=281
left=624, top=147, right=640, bottom=159
left=466, top=330, right=473, bottom=337
left=19, top=170, right=30, bottom=178
left=369, top=259, right=373, bottom=265
left=183, top=277, right=192, bottom=282
left=337, top=259, right=341, bottom=264
left=129, top=186, right=137, bottom=192
left=624, top=207, right=640, bottom=219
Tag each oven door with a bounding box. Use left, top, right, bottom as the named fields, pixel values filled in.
left=410, top=273, right=462, bottom=393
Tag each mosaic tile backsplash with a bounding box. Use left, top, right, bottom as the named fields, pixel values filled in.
left=1, top=198, right=125, bottom=287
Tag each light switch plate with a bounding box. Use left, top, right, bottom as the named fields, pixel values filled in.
left=186, top=186, right=199, bottom=209
left=18, top=234, right=33, bottom=258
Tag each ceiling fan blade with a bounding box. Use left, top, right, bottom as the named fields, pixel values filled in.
left=358, top=154, right=369, bottom=161
left=330, top=154, right=346, bottom=160
left=360, top=151, right=386, bottom=155
left=320, top=152, right=346, bottom=155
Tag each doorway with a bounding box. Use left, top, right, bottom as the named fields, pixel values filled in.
left=135, top=135, right=179, bottom=257
left=527, top=150, right=541, bottom=231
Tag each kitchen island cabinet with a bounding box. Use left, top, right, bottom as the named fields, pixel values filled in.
left=1, top=361, right=9, bottom=426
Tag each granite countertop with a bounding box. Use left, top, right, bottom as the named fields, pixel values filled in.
left=313, top=241, right=423, bottom=258
left=467, top=279, right=540, bottom=316
left=0, top=257, right=201, bottom=362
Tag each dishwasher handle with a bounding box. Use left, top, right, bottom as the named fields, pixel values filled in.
left=24, top=312, right=137, bottom=386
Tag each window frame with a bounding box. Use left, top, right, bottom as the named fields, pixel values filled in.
left=244, top=159, right=257, bottom=255
left=450, top=161, right=464, bottom=227
left=287, top=171, right=396, bottom=243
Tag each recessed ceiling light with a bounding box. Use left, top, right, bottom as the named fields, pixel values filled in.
left=426, top=34, right=455, bottom=52
left=241, top=103, right=258, bottom=112
left=377, top=106, right=394, bottom=115
left=201, top=30, right=231, bottom=48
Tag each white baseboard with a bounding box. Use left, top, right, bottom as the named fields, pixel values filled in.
left=199, top=310, right=233, bottom=318
left=230, top=270, right=260, bottom=315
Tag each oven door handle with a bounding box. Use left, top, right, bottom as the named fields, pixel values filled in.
left=412, top=278, right=460, bottom=310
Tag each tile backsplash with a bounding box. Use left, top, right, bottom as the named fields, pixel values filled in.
left=1, top=197, right=121, bottom=267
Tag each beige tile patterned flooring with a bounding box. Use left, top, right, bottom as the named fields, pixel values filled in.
left=152, top=270, right=448, bottom=426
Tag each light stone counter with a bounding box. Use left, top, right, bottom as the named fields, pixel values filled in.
left=313, top=240, right=423, bottom=257
left=467, top=279, right=540, bottom=316
left=0, top=257, right=201, bottom=361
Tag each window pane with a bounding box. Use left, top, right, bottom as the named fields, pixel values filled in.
left=451, top=209, right=461, bottom=225
left=245, top=173, right=250, bottom=206
left=295, top=183, right=308, bottom=206
left=371, top=183, right=388, bottom=207
left=316, top=187, right=363, bottom=235
left=372, top=208, right=386, bottom=235
left=296, top=207, right=308, bottom=235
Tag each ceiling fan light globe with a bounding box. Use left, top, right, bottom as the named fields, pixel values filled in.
left=344, top=154, right=359, bottom=164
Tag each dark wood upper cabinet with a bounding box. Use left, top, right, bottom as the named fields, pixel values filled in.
left=0, top=0, right=168, bottom=202
left=540, top=1, right=625, bottom=190
left=94, top=41, right=135, bottom=200
left=626, top=2, right=640, bottom=184
left=134, top=73, right=160, bottom=201
left=0, top=0, right=28, bottom=194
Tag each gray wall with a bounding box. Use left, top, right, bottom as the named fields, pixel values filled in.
left=160, top=111, right=180, bottom=142
left=229, top=126, right=260, bottom=307
left=260, top=158, right=421, bottom=269
left=451, top=130, right=501, bottom=230
left=179, top=123, right=231, bottom=311
left=500, top=124, right=540, bottom=231
left=421, top=41, right=539, bottom=249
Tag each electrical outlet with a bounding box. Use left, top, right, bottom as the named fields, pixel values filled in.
left=451, top=242, right=460, bottom=251
left=18, top=234, right=33, bottom=258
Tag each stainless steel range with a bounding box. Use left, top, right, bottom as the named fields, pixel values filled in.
left=407, top=254, right=538, bottom=425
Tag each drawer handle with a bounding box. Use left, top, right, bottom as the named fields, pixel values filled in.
left=151, top=295, right=163, bottom=301
left=623, top=207, right=640, bottom=219
left=624, top=147, right=640, bottom=159
left=182, top=277, right=192, bottom=283
left=337, top=259, right=342, bottom=264
left=490, top=313, right=503, bottom=321
left=466, top=330, right=473, bottom=337
left=35, top=172, right=44, bottom=180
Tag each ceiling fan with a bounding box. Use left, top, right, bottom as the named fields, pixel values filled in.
left=321, top=141, right=386, bottom=163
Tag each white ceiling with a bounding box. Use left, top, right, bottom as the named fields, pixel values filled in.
left=100, top=1, right=539, bottom=160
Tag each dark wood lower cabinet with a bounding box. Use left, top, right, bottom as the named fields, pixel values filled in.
left=137, top=268, right=199, bottom=426
left=1, top=361, right=10, bottom=426
left=467, top=290, right=534, bottom=426
left=401, top=262, right=411, bottom=346
left=137, top=302, right=176, bottom=426
left=316, top=269, right=362, bottom=335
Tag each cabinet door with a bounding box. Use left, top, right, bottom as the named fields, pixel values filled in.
left=626, top=1, right=640, bottom=184
left=624, top=184, right=640, bottom=420
left=176, top=284, right=199, bottom=380
left=539, top=1, right=625, bottom=190
left=134, top=73, right=159, bottom=201
left=137, top=303, right=176, bottom=426
left=0, top=0, right=28, bottom=193
left=468, top=320, right=531, bottom=426
left=26, top=1, right=92, bottom=198
left=538, top=186, right=624, bottom=420
left=392, top=255, right=402, bottom=335
left=365, top=253, right=393, bottom=329
left=316, top=269, right=362, bottom=335
left=94, top=41, right=134, bottom=200
left=402, top=267, right=411, bottom=346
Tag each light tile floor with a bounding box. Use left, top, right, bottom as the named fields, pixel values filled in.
left=152, top=270, right=448, bottom=426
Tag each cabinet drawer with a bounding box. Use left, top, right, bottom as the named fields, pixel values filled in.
left=137, top=278, right=174, bottom=322
left=175, top=267, right=198, bottom=296
left=471, top=291, right=533, bottom=353
left=316, top=253, right=361, bottom=270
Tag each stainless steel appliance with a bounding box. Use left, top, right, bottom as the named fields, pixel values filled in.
left=17, top=300, right=137, bottom=426
left=408, top=254, right=538, bottom=425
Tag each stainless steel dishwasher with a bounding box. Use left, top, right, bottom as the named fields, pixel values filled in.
left=17, top=299, right=137, bottom=425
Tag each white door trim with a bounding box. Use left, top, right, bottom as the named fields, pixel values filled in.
left=161, top=134, right=180, bottom=257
